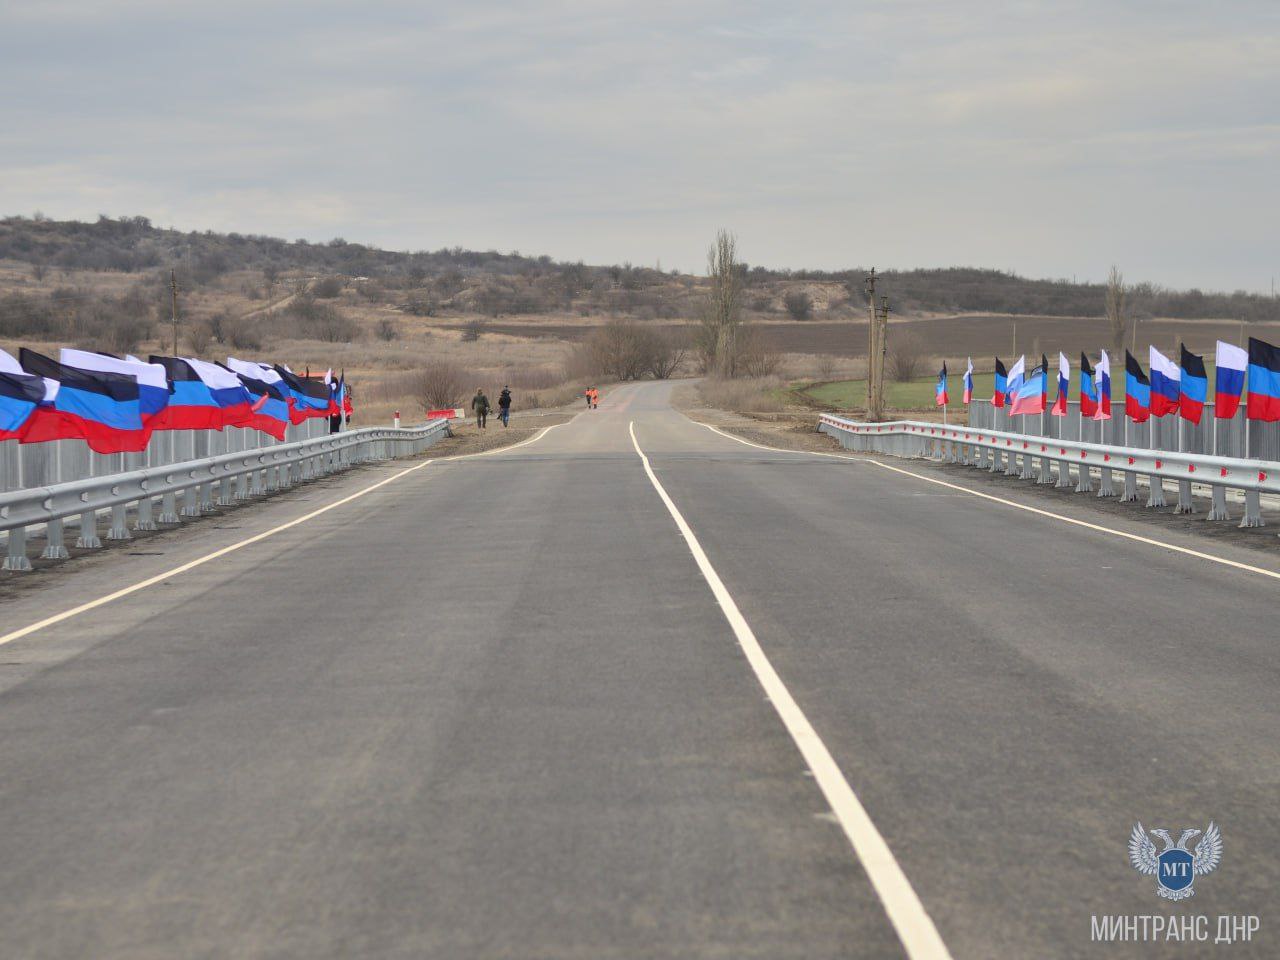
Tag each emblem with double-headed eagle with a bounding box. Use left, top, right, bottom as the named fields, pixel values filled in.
left=1129, top=822, right=1222, bottom=900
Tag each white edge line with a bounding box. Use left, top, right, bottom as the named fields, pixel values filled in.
left=690, top=417, right=1280, bottom=583
left=0, top=421, right=567, bottom=648
left=628, top=420, right=952, bottom=960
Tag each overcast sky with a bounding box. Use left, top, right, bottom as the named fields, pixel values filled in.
left=2, top=1, right=1277, bottom=291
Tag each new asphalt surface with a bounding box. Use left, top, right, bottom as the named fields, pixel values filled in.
left=0, top=380, right=1275, bottom=958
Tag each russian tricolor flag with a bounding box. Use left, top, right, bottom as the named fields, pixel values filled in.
left=1079, top=353, right=1098, bottom=418
left=935, top=362, right=949, bottom=407
left=149, top=356, right=255, bottom=430
left=1214, top=341, right=1246, bottom=419
left=1009, top=355, right=1047, bottom=416
left=1124, top=350, right=1150, bottom=423
left=992, top=357, right=1007, bottom=408
left=1050, top=352, right=1069, bottom=417
left=1178, top=345, right=1207, bottom=425
left=1246, top=336, right=1280, bottom=422
left=1093, top=349, right=1112, bottom=421
left=0, top=349, right=47, bottom=440
left=962, top=357, right=973, bottom=404
left=1148, top=345, right=1180, bottom=418
left=1005, top=355, right=1026, bottom=407
left=18, top=348, right=149, bottom=453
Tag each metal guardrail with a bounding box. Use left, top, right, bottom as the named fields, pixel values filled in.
left=1, top=421, right=450, bottom=571
left=817, top=413, right=1280, bottom=532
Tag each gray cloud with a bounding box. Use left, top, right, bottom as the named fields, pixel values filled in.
left=2, top=0, right=1276, bottom=290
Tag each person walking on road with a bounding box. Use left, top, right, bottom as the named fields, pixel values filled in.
left=497, top=385, right=512, bottom=427
left=589, top=386, right=599, bottom=409
left=472, top=388, right=490, bottom=429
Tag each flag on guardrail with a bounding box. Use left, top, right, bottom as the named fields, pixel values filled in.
left=274, top=366, right=332, bottom=424
left=962, top=358, right=973, bottom=404
left=18, top=348, right=149, bottom=453
left=1246, top=337, right=1280, bottom=422
left=62, top=350, right=170, bottom=428
left=1093, top=350, right=1112, bottom=421
left=1178, top=345, right=1207, bottom=425
left=1215, top=341, right=1246, bottom=419
left=1009, top=355, right=1047, bottom=415
left=223, top=358, right=291, bottom=440
left=935, top=362, right=949, bottom=407
left=1124, top=351, right=1151, bottom=423
left=149, top=356, right=255, bottom=431
left=1050, top=352, right=1069, bottom=416
left=1006, top=355, right=1026, bottom=406
left=992, top=357, right=1007, bottom=408
left=1079, top=353, right=1098, bottom=418
left=1148, top=346, right=1180, bottom=418
left=0, top=349, right=46, bottom=440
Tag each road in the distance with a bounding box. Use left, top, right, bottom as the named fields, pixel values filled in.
left=0, top=380, right=1274, bottom=959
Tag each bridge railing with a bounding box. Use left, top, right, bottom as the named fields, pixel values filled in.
left=1, top=421, right=450, bottom=571
left=817, top=413, right=1280, bottom=530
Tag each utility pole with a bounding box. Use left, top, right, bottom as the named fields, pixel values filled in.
left=876, top=296, right=890, bottom=420
left=169, top=268, right=179, bottom=355
left=864, top=268, right=877, bottom=417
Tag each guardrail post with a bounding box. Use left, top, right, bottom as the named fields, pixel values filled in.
left=77, top=510, right=102, bottom=549
left=1120, top=471, right=1139, bottom=502
left=1036, top=454, right=1053, bottom=484
left=42, top=517, right=70, bottom=560
left=1206, top=485, right=1230, bottom=521
left=1075, top=459, right=1094, bottom=493
left=201, top=480, right=216, bottom=513
left=1097, top=467, right=1115, bottom=497
left=1020, top=449, right=1036, bottom=480
left=1145, top=476, right=1168, bottom=508
left=107, top=503, right=132, bottom=540
left=181, top=484, right=202, bottom=518
left=1055, top=458, right=1073, bottom=489
left=218, top=475, right=236, bottom=506
left=4, top=526, right=33, bottom=571
left=1173, top=479, right=1195, bottom=514
left=236, top=472, right=250, bottom=500
left=1005, top=448, right=1021, bottom=476
left=1240, top=491, right=1264, bottom=528
left=136, top=493, right=157, bottom=530
left=159, top=491, right=180, bottom=524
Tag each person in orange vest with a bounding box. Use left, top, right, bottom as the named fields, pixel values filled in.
left=589, top=386, right=599, bottom=409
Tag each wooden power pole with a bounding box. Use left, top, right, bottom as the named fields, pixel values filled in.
left=169, top=268, right=179, bottom=355
left=865, top=268, right=878, bottom=417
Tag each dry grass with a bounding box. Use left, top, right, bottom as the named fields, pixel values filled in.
left=696, top=377, right=787, bottom=414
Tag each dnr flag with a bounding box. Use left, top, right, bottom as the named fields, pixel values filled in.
left=0, top=349, right=46, bottom=440
left=992, top=357, right=1007, bottom=408
left=1125, top=351, right=1151, bottom=423
left=1246, top=336, right=1280, bottom=422
left=1079, top=353, right=1098, bottom=418
left=1178, top=345, right=1208, bottom=425
left=935, top=362, right=949, bottom=407
left=19, top=348, right=147, bottom=453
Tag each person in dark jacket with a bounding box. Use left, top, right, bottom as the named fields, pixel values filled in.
left=497, top=385, right=512, bottom=427
left=472, top=389, right=490, bottom=429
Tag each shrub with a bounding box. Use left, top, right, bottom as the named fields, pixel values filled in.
left=783, top=290, right=814, bottom=320
left=312, top=276, right=344, bottom=298
left=186, top=320, right=214, bottom=356
left=414, top=361, right=469, bottom=411
left=888, top=330, right=927, bottom=382
left=375, top=317, right=399, bottom=341
left=461, top=318, right=486, bottom=341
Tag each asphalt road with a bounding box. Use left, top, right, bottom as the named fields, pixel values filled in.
left=0, top=380, right=1275, bottom=959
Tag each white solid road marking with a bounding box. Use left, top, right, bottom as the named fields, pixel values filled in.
left=628, top=421, right=953, bottom=960
left=0, top=422, right=567, bottom=648
left=692, top=417, right=1280, bottom=584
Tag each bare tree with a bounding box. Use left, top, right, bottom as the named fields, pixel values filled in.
left=888, top=330, right=927, bottom=382
left=737, top=327, right=781, bottom=378
left=816, top=354, right=837, bottom=380
left=697, top=230, right=744, bottom=377
left=414, top=361, right=468, bottom=411
left=647, top=330, right=688, bottom=379
left=186, top=320, right=213, bottom=356
left=1106, top=265, right=1128, bottom=357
